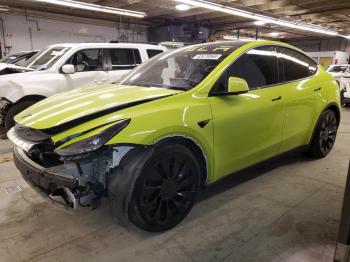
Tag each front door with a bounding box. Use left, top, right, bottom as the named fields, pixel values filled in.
left=59, top=48, right=109, bottom=92
left=208, top=45, right=286, bottom=180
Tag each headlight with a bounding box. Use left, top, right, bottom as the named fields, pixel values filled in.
left=55, top=119, right=130, bottom=156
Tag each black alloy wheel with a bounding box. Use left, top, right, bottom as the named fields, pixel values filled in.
left=129, top=143, right=200, bottom=232
left=308, top=109, right=338, bottom=158
left=318, top=111, right=338, bottom=155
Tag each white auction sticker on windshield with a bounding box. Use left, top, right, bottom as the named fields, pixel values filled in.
left=193, top=54, right=222, bottom=60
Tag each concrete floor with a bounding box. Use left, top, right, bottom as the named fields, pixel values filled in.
left=0, top=109, right=349, bottom=262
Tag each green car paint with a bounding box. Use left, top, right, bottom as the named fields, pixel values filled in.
left=14, top=40, right=341, bottom=184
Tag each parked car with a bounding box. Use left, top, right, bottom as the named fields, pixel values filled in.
left=0, top=50, right=39, bottom=66
left=326, top=64, right=350, bottom=105
left=0, top=50, right=39, bottom=75
left=9, top=41, right=340, bottom=232
left=343, top=82, right=350, bottom=105
left=0, top=63, right=34, bottom=75
left=0, top=43, right=166, bottom=130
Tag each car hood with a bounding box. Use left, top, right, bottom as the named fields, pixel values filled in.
left=0, top=63, right=34, bottom=74
left=15, top=84, right=182, bottom=132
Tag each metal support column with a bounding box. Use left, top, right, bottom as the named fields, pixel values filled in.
left=334, top=161, right=350, bottom=262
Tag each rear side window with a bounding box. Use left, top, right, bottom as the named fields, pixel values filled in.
left=147, top=49, right=164, bottom=59
left=214, top=45, right=279, bottom=91
left=109, top=48, right=141, bottom=70
left=277, top=46, right=317, bottom=82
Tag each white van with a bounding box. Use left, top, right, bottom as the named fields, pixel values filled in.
left=0, top=42, right=166, bottom=130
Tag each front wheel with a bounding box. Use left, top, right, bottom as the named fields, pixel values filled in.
left=308, top=109, right=338, bottom=158
left=5, top=100, right=37, bottom=131
left=129, top=143, right=201, bottom=232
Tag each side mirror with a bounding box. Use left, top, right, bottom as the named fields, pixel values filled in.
left=227, top=77, right=249, bottom=95
left=61, top=64, right=75, bottom=74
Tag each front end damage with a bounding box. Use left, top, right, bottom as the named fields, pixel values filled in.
left=9, top=125, right=149, bottom=222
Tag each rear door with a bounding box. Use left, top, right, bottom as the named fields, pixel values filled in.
left=277, top=46, right=321, bottom=152
left=106, top=48, right=142, bottom=83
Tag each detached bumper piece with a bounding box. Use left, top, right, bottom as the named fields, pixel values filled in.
left=13, top=147, right=104, bottom=209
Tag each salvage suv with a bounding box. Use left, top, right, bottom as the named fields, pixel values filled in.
left=0, top=42, right=166, bottom=130
left=9, top=41, right=341, bottom=232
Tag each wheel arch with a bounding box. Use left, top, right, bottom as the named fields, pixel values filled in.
left=308, top=102, right=341, bottom=145
left=108, top=136, right=210, bottom=225
left=14, top=95, right=46, bottom=105
left=325, top=103, right=341, bottom=124
left=154, top=136, right=209, bottom=189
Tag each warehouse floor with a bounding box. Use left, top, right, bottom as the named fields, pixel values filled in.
left=0, top=109, right=349, bottom=262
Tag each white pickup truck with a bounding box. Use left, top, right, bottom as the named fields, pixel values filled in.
left=0, top=42, right=166, bottom=130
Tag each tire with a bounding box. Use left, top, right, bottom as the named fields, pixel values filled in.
left=4, top=100, right=37, bottom=131
left=308, top=109, right=338, bottom=158
left=128, top=142, right=201, bottom=232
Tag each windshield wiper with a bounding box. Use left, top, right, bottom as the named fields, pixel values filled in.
left=184, top=79, right=198, bottom=87
left=167, top=86, right=187, bottom=91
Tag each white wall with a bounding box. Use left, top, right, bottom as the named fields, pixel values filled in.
left=0, top=13, right=148, bottom=57
left=286, top=37, right=350, bottom=53
left=307, top=51, right=350, bottom=64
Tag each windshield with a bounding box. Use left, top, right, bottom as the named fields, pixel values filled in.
left=328, top=65, right=349, bottom=73
left=119, top=42, right=245, bottom=91
left=24, top=46, right=71, bottom=70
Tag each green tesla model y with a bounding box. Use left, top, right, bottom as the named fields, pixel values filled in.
left=8, top=41, right=341, bottom=231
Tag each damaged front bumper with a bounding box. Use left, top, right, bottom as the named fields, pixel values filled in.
left=14, top=146, right=79, bottom=208
left=13, top=145, right=134, bottom=211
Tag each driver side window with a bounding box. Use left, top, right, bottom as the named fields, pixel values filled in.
left=65, top=49, right=102, bottom=72
left=213, top=45, right=279, bottom=93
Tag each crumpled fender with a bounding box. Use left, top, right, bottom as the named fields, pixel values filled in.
left=0, top=74, right=56, bottom=103
left=107, top=146, right=152, bottom=225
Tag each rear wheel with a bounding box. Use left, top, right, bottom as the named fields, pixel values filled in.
left=129, top=143, right=200, bottom=232
left=308, top=109, right=338, bottom=158
left=5, top=100, right=37, bottom=131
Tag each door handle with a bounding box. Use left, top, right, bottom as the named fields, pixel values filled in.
left=271, top=96, right=282, bottom=101
left=314, top=87, right=322, bottom=91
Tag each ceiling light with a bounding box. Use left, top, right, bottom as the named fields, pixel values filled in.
left=269, top=32, right=279, bottom=37
left=32, top=0, right=146, bottom=18
left=0, top=5, right=8, bottom=11
left=254, top=21, right=266, bottom=26
left=175, top=0, right=345, bottom=37
left=223, top=35, right=265, bottom=41
left=223, top=35, right=238, bottom=40
left=176, top=3, right=190, bottom=11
